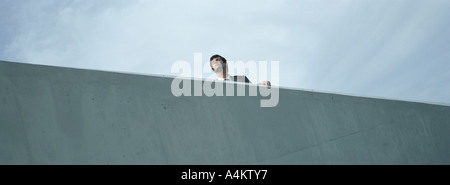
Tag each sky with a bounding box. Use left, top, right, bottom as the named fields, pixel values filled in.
left=1, top=0, right=450, bottom=105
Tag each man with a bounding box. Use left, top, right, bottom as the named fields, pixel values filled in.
left=210, top=54, right=271, bottom=86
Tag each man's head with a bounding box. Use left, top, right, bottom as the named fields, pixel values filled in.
left=210, top=54, right=227, bottom=73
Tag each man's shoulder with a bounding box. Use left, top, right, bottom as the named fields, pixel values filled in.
left=231, top=75, right=251, bottom=83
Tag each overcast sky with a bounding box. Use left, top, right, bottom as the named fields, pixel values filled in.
left=1, top=0, right=450, bottom=105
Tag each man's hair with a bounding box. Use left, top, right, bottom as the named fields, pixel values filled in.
left=210, top=54, right=227, bottom=71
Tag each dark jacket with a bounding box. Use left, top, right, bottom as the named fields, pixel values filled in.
left=230, top=75, right=251, bottom=83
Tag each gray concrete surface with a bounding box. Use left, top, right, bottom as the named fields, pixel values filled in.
left=1, top=60, right=450, bottom=164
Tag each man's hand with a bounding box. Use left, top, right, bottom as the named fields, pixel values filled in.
left=260, top=81, right=271, bottom=86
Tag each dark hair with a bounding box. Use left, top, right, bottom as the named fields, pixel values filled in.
left=210, top=54, right=227, bottom=71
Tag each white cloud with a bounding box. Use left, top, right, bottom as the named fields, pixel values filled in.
left=1, top=0, right=450, bottom=104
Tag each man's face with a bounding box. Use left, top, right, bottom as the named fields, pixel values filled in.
left=210, top=57, right=226, bottom=72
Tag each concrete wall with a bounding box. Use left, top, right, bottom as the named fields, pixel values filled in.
left=1, top=60, right=450, bottom=164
